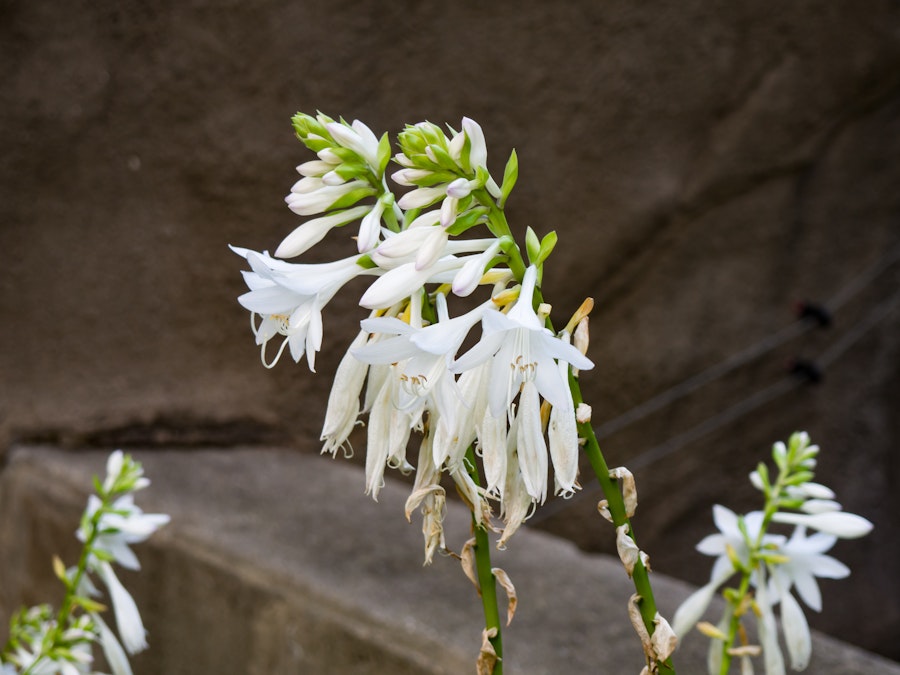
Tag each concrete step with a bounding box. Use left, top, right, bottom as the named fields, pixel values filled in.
left=1, top=446, right=897, bottom=674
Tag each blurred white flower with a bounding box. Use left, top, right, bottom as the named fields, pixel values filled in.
left=96, top=562, right=147, bottom=655
left=80, top=494, right=169, bottom=572
left=92, top=612, right=134, bottom=675
left=769, top=526, right=849, bottom=613
left=771, top=510, right=873, bottom=539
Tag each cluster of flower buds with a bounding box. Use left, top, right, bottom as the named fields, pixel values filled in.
left=233, top=113, right=594, bottom=558
left=1, top=451, right=169, bottom=675
left=672, top=432, right=873, bottom=674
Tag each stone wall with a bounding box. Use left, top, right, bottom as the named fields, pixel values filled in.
left=2, top=0, right=898, bottom=661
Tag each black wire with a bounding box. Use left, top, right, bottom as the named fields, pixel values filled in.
left=528, top=243, right=900, bottom=525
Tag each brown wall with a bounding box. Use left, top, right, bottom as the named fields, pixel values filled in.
left=2, top=0, right=898, bottom=659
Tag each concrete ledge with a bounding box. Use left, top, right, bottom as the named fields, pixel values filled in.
left=2, top=446, right=897, bottom=674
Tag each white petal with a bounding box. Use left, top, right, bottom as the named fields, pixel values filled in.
left=772, top=511, right=873, bottom=539
left=672, top=580, right=719, bottom=638
left=103, top=450, right=124, bottom=493
left=93, top=613, right=134, bottom=675
left=780, top=591, right=811, bottom=670
left=276, top=206, right=371, bottom=258
left=515, top=382, right=548, bottom=503
left=548, top=361, right=578, bottom=495
left=756, top=581, right=786, bottom=675
left=462, top=117, right=488, bottom=169
left=99, top=563, right=147, bottom=655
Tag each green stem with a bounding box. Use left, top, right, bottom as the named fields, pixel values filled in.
left=719, top=456, right=791, bottom=672
left=569, top=372, right=676, bottom=675
left=465, top=447, right=504, bottom=673
left=21, top=494, right=109, bottom=675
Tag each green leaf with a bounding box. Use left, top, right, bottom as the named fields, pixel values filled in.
left=328, top=186, right=378, bottom=211
left=784, top=470, right=815, bottom=486
left=426, top=143, right=461, bottom=172
left=445, top=206, right=489, bottom=236
left=355, top=254, right=378, bottom=270
left=332, top=161, right=370, bottom=182
left=755, top=462, right=770, bottom=490
left=72, top=595, right=107, bottom=614
left=499, top=149, right=518, bottom=208
left=535, top=230, right=558, bottom=265
left=376, top=132, right=392, bottom=177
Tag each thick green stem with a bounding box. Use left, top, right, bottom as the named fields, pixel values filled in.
left=465, top=447, right=504, bottom=673
left=569, top=372, right=676, bottom=675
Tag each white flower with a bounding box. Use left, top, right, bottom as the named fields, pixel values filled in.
left=778, top=589, right=811, bottom=671
left=771, top=510, right=873, bottom=539
left=96, top=562, right=148, bottom=655
left=92, top=612, right=134, bottom=675
left=397, top=185, right=446, bottom=210
left=515, top=380, right=549, bottom=503
left=451, top=240, right=503, bottom=297
left=696, top=506, right=784, bottom=581
left=233, top=247, right=374, bottom=370
left=755, top=574, right=786, bottom=675
left=285, top=179, right=374, bottom=216
left=79, top=494, right=169, bottom=571
left=364, top=364, right=417, bottom=500
left=769, top=526, right=849, bottom=613
left=357, top=197, right=388, bottom=253
left=672, top=577, right=723, bottom=639
left=457, top=117, right=502, bottom=198
left=326, top=119, right=381, bottom=172
left=451, top=265, right=593, bottom=417
left=320, top=329, right=370, bottom=457
left=368, top=218, right=441, bottom=270
left=548, top=332, right=580, bottom=497
left=358, top=256, right=464, bottom=310
left=275, top=205, right=372, bottom=258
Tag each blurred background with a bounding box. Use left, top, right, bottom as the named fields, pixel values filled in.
left=2, top=0, right=898, bottom=662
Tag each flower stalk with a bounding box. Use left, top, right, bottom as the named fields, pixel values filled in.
left=467, top=445, right=504, bottom=673
left=569, top=371, right=677, bottom=675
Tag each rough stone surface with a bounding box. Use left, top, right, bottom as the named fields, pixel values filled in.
left=3, top=446, right=900, bottom=674
left=1, top=0, right=898, bottom=662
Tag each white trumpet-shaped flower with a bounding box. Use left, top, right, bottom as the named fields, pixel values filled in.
left=79, top=494, right=169, bottom=572
left=451, top=265, right=593, bottom=417
left=696, top=506, right=784, bottom=586
left=232, top=247, right=375, bottom=370
left=770, top=510, right=873, bottom=539
left=285, top=179, right=374, bottom=217
left=275, top=205, right=372, bottom=258
left=768, top=526, right=849, bottom=613
left=548, top=333, right=580, bottom=497
left=359, top=256, right=463, bottom=310
left=320, top=329, right=371, bottom=457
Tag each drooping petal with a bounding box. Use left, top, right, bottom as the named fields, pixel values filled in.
left=97, top=563, right=148, bottom=655
left=672, top=580, right=719, bottom=638
left=779, top=591, right=811, bottom=670
left=548, top=359, right=579, bottom=496
left=92, top=613, right=134, bottom=675
left=515, top=382, right=548, bottom=504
